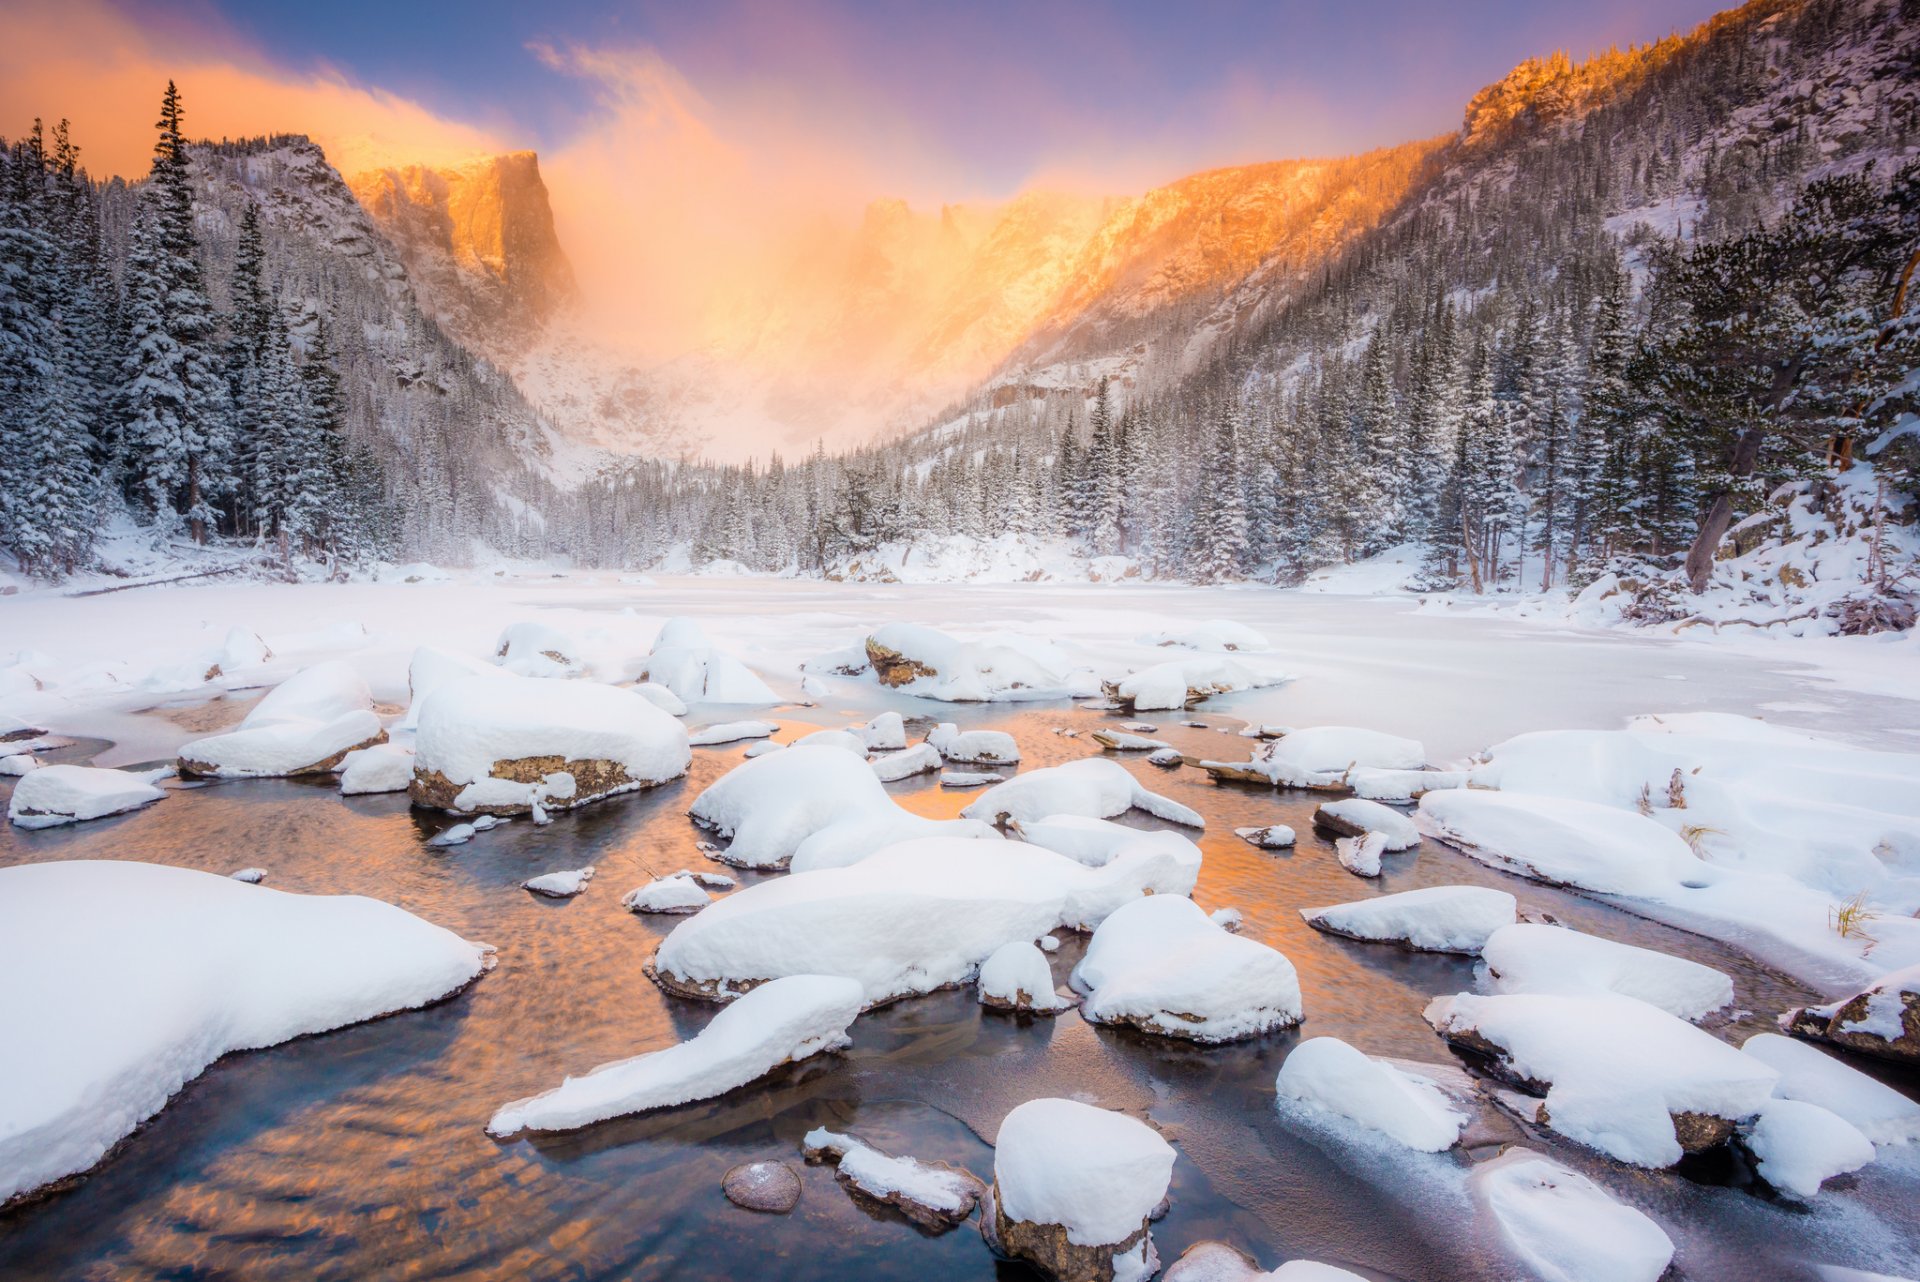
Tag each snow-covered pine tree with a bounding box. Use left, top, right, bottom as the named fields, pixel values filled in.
left=1187, top=404, right=1249, bottom=582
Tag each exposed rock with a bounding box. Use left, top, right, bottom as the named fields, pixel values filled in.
left=722, top=1160, right=801, bottom=1214
left=1784, top=971, right=1920, bottom=1068
left=984, top=1182, right=1156, bottom=1282
left=409, top=755, right=635, bottom=815
left=867, top=638, right=938, bottom=688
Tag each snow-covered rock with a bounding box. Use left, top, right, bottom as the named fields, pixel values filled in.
left=1313, top=798, right=1419, bottom=850
left=1335, top=832, right=1388, bottom=877
left=860, top=712, right=907, bottom=751
left=1106, top=655, right=1276, bottom=712
left=928, top=722, right=1021, bottom=764
left=339, top=742, right=415, bottom=795
left=1740, top=1033, right=1920, bottom=1144
left=789, top=728, right=867, bottom=753
left=1274, top=1037, right=1467, bottom=1151
left=1344, top=768, right=1466, bottom=802
left=1301, top=885, right=1516, bottom=954
left=0, top=752, right=40, bottom=776
left=1480, top=924, right=1733, bottom=1020
left=1418, top=790, right=1708, bottom=897
left=1472, top=1147, right=1675, bottom=1282
left=941, top=769, right=1003, bottom=787
left=642, top=617, right=780, bottom=704
left=410, top=673, right=690, bottom=815
left=1091, top=730, right=1172, bottom=751
left=979, top=940, right=1071, bottom=1013
left=743, top=740, right=783, bottom=758
left=177, top=660, right=384, bottom=779
left=1234, top=825, right=1296, bottom=849
left=0, top=861, right=487, bottom=1204
left=872, top=742, right=942, bottom=782
left=688, top=719, right=779, bottom=747
left=494, top=621, right=583, bottom=678
left=1146, top=748, right=1183, bottom=768
left=862, top=623, right=1069, bottom=702
left=1742, top=1098, right=1876, bottom=1199
left=1072, top=895, right=1302, bottom=1042
left=652, top=837, right=1196, bottom=1005
left=963, top=758, right=1203, bottom=828
left=1201, top=726, right=1426, bottom=788
left=1784, top=964, right=1920, bottom=1067
left=630, top=682, right=688, bottom=715
left=1010, top=814, right=1202, bottom=883
left=524, top=866, right=595, bottom=898
left=401, top=645, right=502, bottom=729
left=1425, top=991, right=1777, bottom=1166
left=802, top=1128, right=985, bottom=1230
left=1144, top=620, right=1270, bottom=652
left=987, top=1099, right=1175, bottom=1282
left=1164, top=1243, right=1367, bottom=1281
left=8, top=764, right=165, bottom=829
left=229, top=866, right=267, bottom=883
left=487, top=974, right=863, bottom=1136
left=621, top=873, right=713, bottom=914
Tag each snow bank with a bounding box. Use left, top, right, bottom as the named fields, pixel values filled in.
left=1073, top=895, right=1303, bottom=1042
left=177, top=660, right=383, bottom=779
left=1274, top=1037, right=1467, bottom=1151
left=488, top=974, right=863, bottom=1136
left=401, top=645, right=501, bottom=729
left=643, top=617, right=780, bottom=704
left=411, top=673, right=690, bottom=814
left=1, top=861, right=487, bottom=1204
left=1314, top=798, right=1419, bottom=850
left=339, top=743, right=415, bottom=795
left=861, top=623, right=1074, bottom=702
left=495, top=621, right=583, bottom=678
left=963, top=758, right=1203, bottom=828
left=1107, top=656, right=1277, bottom=712
left=992, top=1098, right=1175, bottom=1248
left=1743, top=1099, right=1875, bottom=1200
left=1202, top=726, right=1425, bottom=788
left=1480, top=924, right=1733, bottom=1020
left=8, top=764, right=166, bottom=829
left=652, top=837, right=1194, bottom=1004
left=928, top=722, right=1020, bottom=764
left=978, top=941, right=1071, bottom=1012
left=1425, top=991, right=1777, bottom=1166
left=1301, top=885, right=1515, bottom=954
left=1472, top=1147, right=1674, bottom=1282
left=1144, top=620, right=1270, bottom=652
left=1740, top=1033, right=1920, bottom=1144
left=1419, top=790, right=1708, bottom=897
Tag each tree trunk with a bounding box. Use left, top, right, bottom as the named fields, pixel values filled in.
left=187, top=457, right=205, bottom=546
left=1683, top=426, right=1766, bottom=593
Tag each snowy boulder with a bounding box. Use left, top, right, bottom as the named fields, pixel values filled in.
left=339, top=742, right=415, bottom=795
left=1091, top=730, right=1172, bottom=752
left=1235, top=825, right=1296, bottom=849
left=8, top=764, right=165, bottom=829
left=410, top=673, right=690, bottom=815
left=1783, top=964, right=1920, bottom=1068
left=0, top=752, right=41, bottom=776
left=1201, top=726, right=1425, bottom=789
left=1740, top=1033, right=1920, bottom=1144
left=0, top=861, right=487, bottom=1205
left=1104, top=655, right=1275, bottom=712
left=177, top=660, right=385, bottom=779
left=860, top=712, right=907, bottom=751
left=632, top=681, right=689, bottom=716
left=979, top=941, right=1072, bottom=1013
left=788, top=728, right=868, bottom=753
left=1418, top=790, right=1708, bottom=898
left=1480, top=924, right=1733, bottom=1021
left=401, top=645, right=502, bottom=729
left=1471, top=1148, right=1674, bottom=1282
left=743, top=740, right=782, bottom=758
left=495, top=621, right=583, bottom=677
left=1312, top=798, right=1419, bottom=850
left=622, top=874, right=713, bottom=914
left=1301, top=885, right=1516, bottom=954
left=862, top=623, right=1069, bottom=702
left=985, top=1099, right=1175, bottom=1282
left=928, top=722, right=1020, bottom=764
left=1164, top=1244, right=1366, bottom=1281
left=1011, top=815, right=1202, bottom=884
left=1073, top=895, right=1303, bottom=1043
left=963, top=758, right=1203, bottom=828
left=1739, top=1098, right=1875, bottom=1200
left=1345, top=768, right=1466, bottom=803
left=642, top=617, right=780, bottom=704
left=1146, top=749, right=1183, bottom=769
left=1275, top=1037, right=1468, bottom=1151
left=487, top=974, right=863, bottom=1136
left=941, top=770, right=1003, bottom=787
left=872, top=742, right=942, bottom=782
left=524, top=867, right=595, bottom=899
left=688, top=720, right=779, bottom=747
left=1335, top=832, right=1388, bottom=877
left=1144, top=620, right=1270, bottom=652
left=802, top=1128, right=986, bottom=1231
left=651, top=838, right=1196, bottom=1005
left=1424, top=991, right=1777, bottom=1166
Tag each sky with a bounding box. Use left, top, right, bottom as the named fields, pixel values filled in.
left=0, top=0, right=1733, bottom=358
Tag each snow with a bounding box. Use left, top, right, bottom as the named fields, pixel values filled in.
left=941, top=770, right=1002, bottom=787
left=1345, top=768, right=1465, bottom=802
left=339, top=742, right=415, bottom=795
left=1335, top=832, right=1387, bottom=877
left=1235, top=825, right=1296, bottom=849
left=524, top=866, right=595, bottom=898
left=962, top=757, right=1203, bottom=827
left=1146, top=748, right=1183, bottom=768
left=0, top=753, right=40, bottom=776
left=1204, top=726, right=1426, bottom=787
left=1315, top=798, right=1419, bottom=850
left=803, top=1128, right=982, bottom=1221
left=643, top=617, right=781, bottom=704
left=8, top=764, right=166, bottom=829
left=0, top=861, right=488, bottom=1204
left=412, top=673, right=690, bottom=811
left=927, top=722, right=1020, bottom=763
left=871, top=742, right=942, bottom=782
left=1300, top=885, right=1516, bottom=954
left=689, top=744, right=997, bottom=871
left=1480, top=923, right=1733, bottom=1021
left=1143, top=620, right=1270, bottom=652
left=1274, top=1037, right=1467, bottom=1151
left=621, top=873, right=713, bottom=914
left=1424, top=991, right=1778, bottom=1166
left=494, top=621, right=583, bottom=677
left=860, top=711, right=907, bottom=751
left=1740, top=1033, right=1920, bottom=1144
left=1111, top=655, right=1278, bottom=711
left=978, top=940, right=1071, bottom=1011
left=1418, top=790, right=1708, bottom=897
left=743, top=740, right=783, bottom=758
left=993, top=1098, right=1175, bottom=1247
left=229, top=866, right=267, bottom=883
left=177, top=660, right=383, bottom=778
left=1472, top=1147, right=1675, bottom=1282
left=632, top=682, right=688, bottom=716
left=652, top=837, right=1197, bottom=1004
left=1072, top=895, right=1303, bottom=1042
left=1010, top=814, right=1202, bottom=881
left=688, top=720, right=779, bottom=747
left=487, top=974, right=863, bottom=1136
left=1743, top=1098, right=1875, bottom=1200
left=789, top=728, right=867, bottom=753
left=1094, top=730, right=1173, bottom=751
left=400, top=645, right=502, bottom=730
left=860, top=623, right=1071, bottom=702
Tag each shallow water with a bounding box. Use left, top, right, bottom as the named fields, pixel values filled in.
left=3, top=699, right=1918, bottom=1281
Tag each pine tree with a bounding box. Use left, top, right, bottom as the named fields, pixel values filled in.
left=1187, top=406, right=1249, bottom=582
